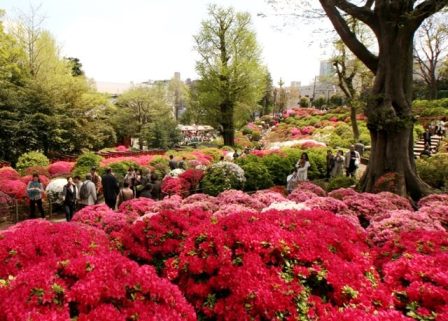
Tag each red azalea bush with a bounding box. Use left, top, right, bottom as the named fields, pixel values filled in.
left=373, top=230, right=448, bottom=271
left=367, top=210, right=445, bottom=246
left=0, top=167, right=20, bottom=181
left=167, top=209, right=391, bottom=320
left=121, top=209, right=212, bottom=274
left=161, top=176, right=191, bottom=197
left=179, top=169, right=204, bottom=191
left=48, top=161, right=75, bottom=177
left=117, top=197, right=155, bottom=219
left=320, top=309, right=414, bottom=321
left=0, top=179, right=27, bottom=199
left=0, top=220, right=111, bottom=278
left=0, top=252, right=196, bottom=321
left=115, top=145, right=128, bottom=152
left=73, top=204, right=128, bottom=234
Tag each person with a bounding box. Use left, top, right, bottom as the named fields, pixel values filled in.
left=420, top=143, right=432, bottom=157
left=286, top=169, right=299, bottom=194
left=90, top=167, right=102, bottom=193
left=78, top=174, right=97, bottom=208
left=219, top=156, right=225, bottom=162
left=73, top=176, right=82, bottom=193
left=296, top=153, right=311, bottom=181
left=62, top=176, right=78, bottom=221
left=233, top=150, right=239, bottom=159
left=345, top=145, right=361, bottom=178
left=101, top=168, right=119, bottom=209
left=326, top=150, right=335, bottom=179
left=423, top=128, right=432, bottom=146
left=116, top=182, right=134, bottom=207
left=331, top=150, right=345, bottom=177
left=150, top=173, right=162, bottom=200
left=124, top=167, right=136, bottom=189
left=139, top=183, right=153, bottom=199
left=26, top=173, right=45, bottom=219
left=178, top=157, right=187, bottom=170
left=354, top=142, right=365, bottom=157
left=168, top=155, right=177, bottom=170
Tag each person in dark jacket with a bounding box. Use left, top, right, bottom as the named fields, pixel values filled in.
left=101, top=168, right=119, bottom=209
left=62, top=176, right=78, bottom=221
left=139, top=183, right=153, bottom=199
left=150, top=173, right=162, bottom=200
left=168, top=155, right=177, bottom=170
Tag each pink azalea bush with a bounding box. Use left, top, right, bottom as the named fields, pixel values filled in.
left=48, top=161, right=75, bottom=177
left=295, top=181, right=327, bottom=196
left=0, top=220, right=111, bottom=278
left=328, top=187, right=359, bottom=200
left=0, top=167, right=20, bottom=181
left=73, top=204, right=128, bottom=234
left=252, top=190, right=287, bottom=207
left=217, top=189, right=265, bottom=211
left=117, top=197, right=155, bottom=219
left=419, top=204, right=448, bottom=228
left=367, top=210, right=445, bottom=246
left=418, top=193, right=448, bottom=208
left=20, top=174, right=50, bottom=187
left=288, top=190, right=319, bottom=202
left=0, top=179, right=27, bottom=199
left=0, top=252, right=196, bottom=321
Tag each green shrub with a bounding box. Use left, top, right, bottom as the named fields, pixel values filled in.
left=199, top=147, right=223, bottom=162
left=282, top=147, right=327, bottom=180
left=261, top=154, right=294, bottom=185
left=100, top=161, right=141, bottom=182
left=75, top=152, right=102, bottom=169
left=240, top=161, right=273, bottom=191
left=250, top=131, right=261, bottom=142
left=201, top=162, right=245, bottom=196
left=150, top=156, right=170, bottom=177
left=416, top=153, right=448, bottom=190
left=16, top=151, right=49, bottom=174
left=327, top=176, right=356, bottom=192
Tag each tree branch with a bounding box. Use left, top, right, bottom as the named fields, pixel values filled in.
left=333, top=0, right=376, bottom=30
left=411, top=0, right=448, bottom=30
left=319, top=0, right=378, bottom=73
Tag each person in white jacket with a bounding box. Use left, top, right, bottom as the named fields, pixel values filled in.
left=296, top=152, right=311, bottom=181
left=344, top=145, right=361, bottom=178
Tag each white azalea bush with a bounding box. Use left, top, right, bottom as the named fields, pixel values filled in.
left=200, top=161, right=246, bottom=196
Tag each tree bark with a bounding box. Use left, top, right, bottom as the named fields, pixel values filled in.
left=221, top=100, right=235, bottom=146
left=350, top=104, right=360, bottom=142
left=361, top=23, right=432, bottom=199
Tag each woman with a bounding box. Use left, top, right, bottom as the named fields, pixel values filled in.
left=296, top=153, right=311, bottom=181
left=62, top=177, right=78, bottom=221
left=331, top=150, right=345, bottom=177
left=26, top=173, right=45, bottom=219
left=286, top=169, right=299, bottom=194
left=116, top=182, right=134, bottom=207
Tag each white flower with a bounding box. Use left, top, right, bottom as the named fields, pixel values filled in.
left=168, top=168, right=185, bottom=177
left=262, top=201, right=310, bottom=212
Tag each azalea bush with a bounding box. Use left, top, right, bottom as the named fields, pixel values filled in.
left=48, top=161, right=75, bottom=177
left=240, top=161, right=273, bottom=191
left=0, top=252, right=196, bottom=321
left=73, top=204, right=128, bottom=233
left=167, top=209, right=390, bottom=320
left=201, top=162, right=246, bottom=196
left=0, top=220, right=111, bottom=278
left=179, top=169, right=204, bottom=192
left=416, top=153, right=448, bottom=190
left=16, top=151, right=50, bottom=174
left=161, top=176, right=191, bottom=197
left=73, top=151, right=102, bottom=178
left=117, top=197, right=155, bottom=218
left=328, top=176, right=356, bottom=191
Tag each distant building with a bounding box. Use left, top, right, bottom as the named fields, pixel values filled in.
left=300, top=82, right=338, bottom=101
left=320, top=60, right=335, bottom=78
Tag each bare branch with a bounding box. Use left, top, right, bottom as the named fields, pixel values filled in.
left=333, top=0, right=377, bottom=31
left=411, top=0, right=448, bottom=30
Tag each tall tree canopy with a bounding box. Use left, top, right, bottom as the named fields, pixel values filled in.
left=271, top=0, right=448, bottom=199
left=193, top=5, right=266, bottom=146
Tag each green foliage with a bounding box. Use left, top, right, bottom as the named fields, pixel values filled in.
left=193, top=4, right=266, bottom=145
left=149, top=156, right=170, bottom=177
left=240, top=161, right=273, bottom=191
left=413, top=98, right=448, bottom=117
left=75, top=151, right=102, bottom=169
left=416, top=153, right=448, bottom=190
left=260, top=154, right=294, bottom=185
left=201, top=163, right=245, bottom=196
left=101, top=161, right=141, bottom=182
left=144, top=117, right=181, bottom=149
left=327, top=176, right=356, bottom=191
left=299, top=97, right=310, bottom=107
left=16, top=151, right=49, bottom=174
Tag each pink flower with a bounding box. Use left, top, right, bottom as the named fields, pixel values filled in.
left=48, top=161, right=75, bottom=177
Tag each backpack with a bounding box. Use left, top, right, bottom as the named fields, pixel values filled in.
left=79, top=182, right=90, bottom=200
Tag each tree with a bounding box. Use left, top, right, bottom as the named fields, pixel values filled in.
left=113, top=85, right=175, bottom=149
left=331, top=19, right=374, bottom=141
left=65, top=57, right=84, bottom=77
left=271, top=0, right=448, bottom=199
left=194, top=5, right=266, bottom=146
left=414, top=15, right=448, bottom=99
left=259, top=71, right=274, bottom=115
left=276, top=78, right=288, bottom=112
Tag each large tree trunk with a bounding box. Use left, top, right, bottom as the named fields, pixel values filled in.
left=361, top=25, right=431, bottom=199
left=221, top=101, right=235, bottom=146
left=349, top=104, right=360, bottom=142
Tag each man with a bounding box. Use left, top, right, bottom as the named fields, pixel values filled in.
left=344, top=145, right=361, bottom=178
left=26, top=173, right=45, bottom=218
left=423, top=128, right=432, bottom=146
left=178, top=157, right=187, bottom=170
left=150, top=173, right=162, bottom=200
left=78, top=174, right=97, bottom=208
left=326, top=150, right=335, bottom=179
left=90, top=167, right=102, bottom=193
left=168, top=155, right=177, bottom=170
left=101, top=168, right=119, bottom=209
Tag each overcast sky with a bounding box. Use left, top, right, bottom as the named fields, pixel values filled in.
left=2, top=0, right=329, bottom=86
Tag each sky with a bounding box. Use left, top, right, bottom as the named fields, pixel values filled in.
left=1, top=0, right=330, bottom=86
